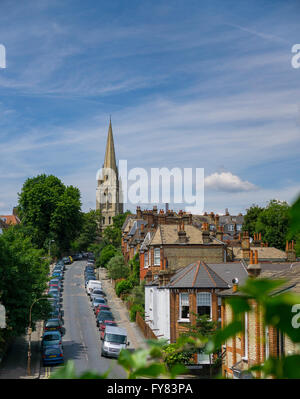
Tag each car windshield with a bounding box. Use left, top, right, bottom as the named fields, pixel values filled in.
left=94, top=298, right=105, bottom=303
left=46, top=320, right=60, bottom=327
left=104, top=333, right=126, bottom=344
left=44, top=333, right=60, bottom=341
left=45, top=347, right=61, bottom=355
left=98, top=312, right=113, bottom=320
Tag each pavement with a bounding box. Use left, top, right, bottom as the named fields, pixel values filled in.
left=97, top=267, right=149, bottom=351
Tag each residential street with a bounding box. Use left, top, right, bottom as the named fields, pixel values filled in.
left=0, top=260, right=127, bottom=379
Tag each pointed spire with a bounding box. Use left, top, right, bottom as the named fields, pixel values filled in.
left=103, top=117, right=117, bottom=173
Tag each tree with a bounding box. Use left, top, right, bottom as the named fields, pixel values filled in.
left=287, top=194, right=300, bottom=257
left=18, top=174, right=82, bottom=254
left=102, top=225, right=122, bottom=248
left=112, top=211, right=131, bottom=229
left=107, top=255, right=129, bottom=280
left=242, top=204, right=263, bottom=236
left=98, top=244, right=118, bottom=267
left=0, top=226, right=51, bottom=340
left=71, top=210, right=101, bottom=252
left=255, top=199, right=290, bottom=250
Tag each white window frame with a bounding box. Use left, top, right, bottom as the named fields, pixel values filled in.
left=196, top=292, right=212, bottom=320
left=179, top=293, right=190, bottom=321
left=242, top=312, right=248, bottom=360
left=144, top=251, right=148, bottom=268
left=154, top=248, right=160, bottom=266
left=228, top=224, right=234, bottom=232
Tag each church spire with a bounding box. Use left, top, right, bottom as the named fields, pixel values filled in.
left=103, top=117, right=117, bottom=173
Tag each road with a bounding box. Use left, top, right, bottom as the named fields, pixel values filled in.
left=42, top=260, right=126, bottom=378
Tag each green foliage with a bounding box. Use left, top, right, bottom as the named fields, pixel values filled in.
left=0, top=226, right=51, bottom=338
left=115, top=280, right=133, bottom=297
left=71, top=210, right=101, bottom=252
left=102, top=225, right=122, bottom=248
left=51, top=360, right=109, bottom=379
left=107, top=255, right=129, bottom=280
left=242, top=204, right=264, bottom=236
left=18, top=174, right=82, bottom=254
left=129, top=303, right=144, bottom=321
left=127, top=253, right=140, bottom=287
left=255, top=199, right=290, bottom=250
left=112, top=211, right=131, bottom=230
left=98, top=244, right=118, bottom=267
left=162, top=342, right=194, bottom=366
left=288, top=195, right=300, bottom=256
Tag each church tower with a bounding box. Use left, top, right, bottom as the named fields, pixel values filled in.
left=96, top=118, right=123, bottom=229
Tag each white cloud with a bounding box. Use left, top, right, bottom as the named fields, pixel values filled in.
left=204, top=172, right=257, bottom=192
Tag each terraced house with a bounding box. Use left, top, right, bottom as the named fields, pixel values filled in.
left=218, top=248, right=300, bottom=379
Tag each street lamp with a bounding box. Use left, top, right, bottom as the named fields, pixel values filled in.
left=27, top=297, right=48, bottom=376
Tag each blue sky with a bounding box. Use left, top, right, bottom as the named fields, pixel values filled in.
left=0, top=0, right=299, bottom=215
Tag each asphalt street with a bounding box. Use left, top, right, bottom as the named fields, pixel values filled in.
left=42, top=260, right=126, bottom=378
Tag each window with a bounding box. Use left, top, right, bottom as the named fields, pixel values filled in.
left=197, top=292, right=211, bottom=318
left=209, top=224, right=215, bottom=231
left=218, top=297, right=222, bottom=321
left=154, top=248, right=160, bottom=266
left=180, top=293, right=190, bottom=320
left=108, top=216, right=111, bottom=224
left=265, top=326, right=269, bottom=360
left=144, top=251, right=148, bottom=268
left=227, top=224, right=234, bottom=232
left=102, top=217, right=105, bottom=225
left=236, top=224, right=242, bottom=231
left=243, top=312, right=248, bottom=360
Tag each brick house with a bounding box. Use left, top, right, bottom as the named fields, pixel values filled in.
left=0, top=214, right=21, bottom=226
left=145, top=260, right=248, bottom=366
left=140, top=222, right=227, bottom=281
left=218, top=249, right=300, bottom=379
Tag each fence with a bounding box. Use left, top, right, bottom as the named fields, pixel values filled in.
left=136, top=311, right=157, bottom=340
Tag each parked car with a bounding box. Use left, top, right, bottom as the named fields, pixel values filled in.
left=48, top=291, right=60, bottom=301
left=44, top=318, right=63, bottom=333
left=92, top=296, right=107, bottom=312
left=48, top=288, right=61, bottom=298
left=52, top=271, right=63, bottom=280
left=84, top=276, right=97, bottom=287
left=100, top=320, right=118, bottom=340
left=90, top=288, right=106, bottom=301
left=86, top=280, right=102, bottom=295
left=96, top=310, right=114, bottom=327
left=95, top=304, right=110, bottom=317
left=101, top=326, right=129, bottom=358
left=41, top=331, right=62, bottom=349
left=49, top=308, right=62, bottom=320
left=49, top=279, right=62, bottom=289
left=49, top=283, right=61, bottom=292
left=42, top=345, right=64, bottom=366
left=62, top=256, right=71, bottom=265
left=48, top=298, right=60, bottom=310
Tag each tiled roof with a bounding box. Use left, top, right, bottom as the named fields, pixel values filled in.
left=208, top=262, right=248, bottom=287
left=150, top=224, right=220, bottom=245
left=233, top=246, right=286, bottom=261
left=0, top=215, right=20, bottom=225
left=167, top=261, right=229, bottom=289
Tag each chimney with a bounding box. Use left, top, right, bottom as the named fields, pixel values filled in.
left=241, top=231, right=250, bottom=259
left=165, top=203, right=169, bottom=213
left=247, top=249, right=261, bottom=277
left=225, top=208, right=229, bottom=216
left=202, top=222, right=211, bottom=244
left=286, top=240, right=296, bottom=262
left=136, top=206, right=142, bottom=219
left=140, top=223, right=145, bottom=238
left=232, top=278, right=239, bottom=293
left=153, top=205, right=158, bottom=214
left=178, top=222, right=188, bottom=243
left=158, top=268, right=175, bottom=287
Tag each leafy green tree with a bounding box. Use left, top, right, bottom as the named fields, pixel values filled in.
left=102, top=225, right=122, bottom=248
left=115, top=280, right=133, bottom=297
left=107, top=255, right=129, bottom=280
left=112, top=211, right=131, bottom=230
left=242, top=204, right=263, bottom=236
left=18, top=174, right=82, bottom=254
left=288, top=195, right=300, bottom=257
left=128, top=253, right=140, bottom=287
left=0, top=226, right=51, bottom=339
left=255, top=199, right=290, bottom=249
left=98, top=244, right=118, bottom=267
left=71, top=210, right=101, bottom=252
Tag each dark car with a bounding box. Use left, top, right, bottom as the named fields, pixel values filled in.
left=49, top=308, right=62, bottom=320
left=96, top=311, right=114, bottom=327
left=95, top=304, right=110, bottom=317
left=49, top=283, right=61, bottom=292
left=41, top=331, right=62, bottom=349
left=84, top=271, right=95, bottom=278
left=100, top=320, right=118, bottom=340
left=48, top=291, right=60, bottom=301
left=42, top=345, right=64, bottom=366
left=44, top=318, right=63, bottom=333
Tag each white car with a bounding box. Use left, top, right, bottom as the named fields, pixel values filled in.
left=86, top=280, right=102, bottom=295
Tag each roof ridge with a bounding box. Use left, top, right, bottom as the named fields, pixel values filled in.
left=170, top=262, right=197, bottom=287
left=192, top=261, right=201, bottom=287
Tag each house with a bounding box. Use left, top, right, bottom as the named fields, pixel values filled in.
left=121, top=206, right=193, bottom=264
left=0, top=218, right=8, bottom=234
left=140, top=222, right=227, bottom=281
left=218, top=250, right=300, bottom=379
left=0, top=214, right=20, bottom=226
left=144, top=260, right=248, bottom=367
